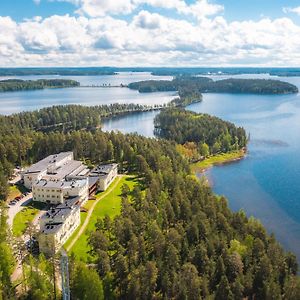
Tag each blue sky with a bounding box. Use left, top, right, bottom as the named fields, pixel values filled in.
left=2, top=0, right=300, bottom=22
left=1, top=0, right=300, bottom=66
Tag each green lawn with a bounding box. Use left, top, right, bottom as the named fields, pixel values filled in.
left=191, top=150, right=246, bottom=172
left=12, top=202, right=47, bottom=237
left=68, top=175, right=139, bottom=262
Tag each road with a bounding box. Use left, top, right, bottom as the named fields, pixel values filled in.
left=7, top=193, right=33, bottom=228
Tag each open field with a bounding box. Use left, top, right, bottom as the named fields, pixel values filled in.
left=66, top=175, right=139, bottom=261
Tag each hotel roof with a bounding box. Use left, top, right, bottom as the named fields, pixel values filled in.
left=41, top=197, right=80, bottom=222
left=34, top=178, right=87, bottom=189
left=90, top=163, right=118, bottom=177
left=22, top=152, right=73, bottom=174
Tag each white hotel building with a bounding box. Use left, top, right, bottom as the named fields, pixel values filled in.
left=21, top=152, right=118, bottom=255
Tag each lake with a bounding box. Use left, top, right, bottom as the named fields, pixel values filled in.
left=103, top=75, right=300, bottom=261
left=2, top=71, right=300, bottom=261
left=0, top=72, right=174, bottom=115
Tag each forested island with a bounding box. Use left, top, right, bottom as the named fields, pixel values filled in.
left=0, top=103, right=299, bottom=299
left=0, top=79, right=80, bottom=92
left=154, top=109, right=247, bottom=162
left=129, top=76, right=299, bottom=95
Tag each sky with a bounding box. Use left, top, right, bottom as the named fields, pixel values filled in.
left=1, top=0, right=300, bottom=67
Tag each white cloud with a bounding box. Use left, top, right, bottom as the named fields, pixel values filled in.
left=179, top=0, right=224, bottom=20
left=33, top=0, right=41, bottom=4
left=48, top=0, right=223, bottom=19
left=283, top=6, right=300, bottom=16
left=76, top=0, right=136, bottom=16
left=1, top=8, right=300, bottom=67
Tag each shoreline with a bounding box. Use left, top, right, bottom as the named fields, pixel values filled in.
left=190, top=148, right=247, bottom=173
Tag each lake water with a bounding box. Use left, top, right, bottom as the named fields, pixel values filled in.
left=2, top=71, right=300, bottom=261
left=103, top=75, right=300, bottom=261
left=0, top=72, right=174, bottom=115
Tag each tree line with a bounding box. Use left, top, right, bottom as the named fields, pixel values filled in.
left=0, top=79, right=80, bottom=92
left=128, top=76, right=299, bottom=95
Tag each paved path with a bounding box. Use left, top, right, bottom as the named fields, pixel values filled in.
left=66, top=175, right=122, bottom=252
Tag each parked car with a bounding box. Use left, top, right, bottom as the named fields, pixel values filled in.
left=9, top=201, right=16, bottom=205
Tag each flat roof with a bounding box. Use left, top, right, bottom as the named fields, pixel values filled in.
left=41, top=201, right=80, bottom=221
left=35, top=178, right=87, bottom=189
left=42, top=160, right=83, bottom=181
left=23, top=152, right=73, bottom=174
left=90, top=163, right=118, bottom=176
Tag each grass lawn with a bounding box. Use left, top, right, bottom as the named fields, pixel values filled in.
left=68, top=175, right=139, bottom=262
left=191, top=150, right=246, bottom=172
left=13, top=202, right=47, bottom=237
left=6, top=185, right=27, bottom=202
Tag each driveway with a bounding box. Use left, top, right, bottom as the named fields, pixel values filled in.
left=7, top=193, right=33, bottom=228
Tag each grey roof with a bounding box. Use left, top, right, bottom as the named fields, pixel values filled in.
left=35, top=178, right=87, bottom=189
left=42, top=160, right=84, bottom=181
left=90, top=163, right=118, bottom=176
left=23, top=152, right=73, bottom=174
left=56, top=196, right=81, bottom=209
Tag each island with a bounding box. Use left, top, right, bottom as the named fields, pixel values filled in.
left=0, top=79, right=80, bottom=92
left=129, top=76, right=299, bottom=95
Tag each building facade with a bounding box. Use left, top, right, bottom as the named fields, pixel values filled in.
left=38, top=198, right=80, bottom=255
left=32, top=178, right=88, bottom=205
left=89, top=163, right=118, bottom=191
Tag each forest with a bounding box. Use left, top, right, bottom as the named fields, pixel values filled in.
left=0, top=79, right=80, bottom=92
left=0, top=104, right=299, bottom=299
left=129, top=76, right=299, bottom=95
left=154, top=109, right=247, bottom=161
left=2, top=67, right=300, bottom=77
left=0, top=68, right=116, bottom=76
